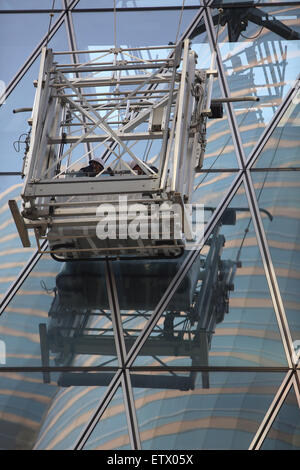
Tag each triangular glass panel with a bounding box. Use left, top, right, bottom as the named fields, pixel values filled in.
left=83, top=378, right=131, bottom=450
left=250, top=169, right=300, bottom=345
left=212, top=4, right=300, bottom=158
left=261, top=383, right=300, bottom=450
left=252, top=89, right=300, bottom=169
left=130, top=370, right=286, bottom=450
left=0, top=12, right=60, bottom=86
left=0, top=252, right=118, bottom=369
left=33, top=371, right=118, bottom=450
left=132, top=181, right=288, bottom=368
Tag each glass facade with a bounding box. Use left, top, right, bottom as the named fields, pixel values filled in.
left=0, top=0, right=299, bottom=451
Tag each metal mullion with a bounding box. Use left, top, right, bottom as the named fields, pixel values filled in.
left=63, top=0, right=78, bottom=62
left=122, top=370, right=141, bottom=450
left=204, top=7, right=246, bottom=170
left=71, top=6, right=203, bottom=14
left=73, top=369, right=123, bottom=450
left=129, top=366, right=289, bottom=373
left=0, top=366, right=119, bottom=373
left=105, top=261, right=126, bottom=367
left=244, top=170, right=294, bottom=368
left=0, top=0, right=80, bottom=105
left=249, top=370, right=294, bottom=450
left=105, top=262, right=141, bottom=450
left=0, top=365, right=289, bottom=374
left=125, top=170, right=244, bottom=368
left=246, top=76, right=300, bottom=170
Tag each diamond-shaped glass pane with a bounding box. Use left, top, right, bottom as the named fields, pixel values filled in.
left=250, top=170, right=300, bottom=344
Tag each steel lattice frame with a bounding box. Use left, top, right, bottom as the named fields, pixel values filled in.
left=0, top=0, right=299, bottom=450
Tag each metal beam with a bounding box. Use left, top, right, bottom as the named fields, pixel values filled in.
left=49, top=131, right=164, bottom=144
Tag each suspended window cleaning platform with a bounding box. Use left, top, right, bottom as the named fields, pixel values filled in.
left=8, top=40, right=231, bottom=260
left=9, top=39, right=258, bottom=260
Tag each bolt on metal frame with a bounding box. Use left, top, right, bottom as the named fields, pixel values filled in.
left=0, top=0, right=300, bottom=450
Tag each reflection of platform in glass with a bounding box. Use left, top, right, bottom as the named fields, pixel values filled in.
left=57, top=372, right=197, bottom=392
left=39, top=217, right=241, bottom=389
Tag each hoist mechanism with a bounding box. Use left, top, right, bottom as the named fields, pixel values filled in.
left=9, top=40, right=257, bottom=260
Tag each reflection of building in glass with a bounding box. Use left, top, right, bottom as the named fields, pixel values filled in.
left=0, top=1, right=299, bottom=451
